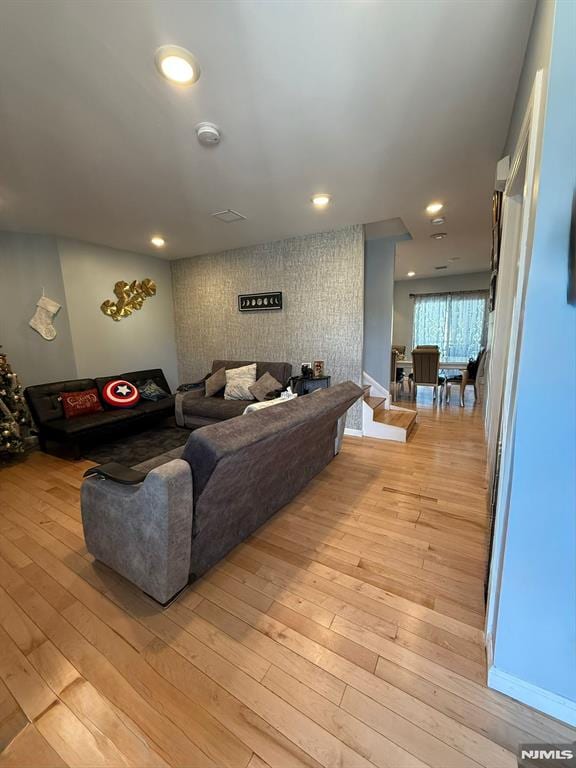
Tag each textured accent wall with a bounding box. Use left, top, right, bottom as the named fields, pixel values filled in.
left=171, top=225, right=364, bottom=428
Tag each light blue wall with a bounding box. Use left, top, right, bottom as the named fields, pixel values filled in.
left=494, top=0, right=576, bottom=707
left=363, top=238, right=395, bottom=386
left=0, top=232, right=77, bottom=386
left=0, top=230, right=179, bottom=390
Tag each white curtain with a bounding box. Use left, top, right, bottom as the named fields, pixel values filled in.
left=412, top=291, right=488, bottom=361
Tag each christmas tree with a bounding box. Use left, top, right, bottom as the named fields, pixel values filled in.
left=0, top=348, right=32, bottom=456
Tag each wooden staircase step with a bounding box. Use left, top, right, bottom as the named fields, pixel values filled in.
left=364, top=396, right=386, bottom=410
left=374, top=408, right=417, bottom=433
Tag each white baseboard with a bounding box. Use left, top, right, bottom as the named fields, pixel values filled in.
left=488, top=666, right=576, bottom=727
left=344, top=428, right=363, bottom=437
left=485, top=631, right=494, bottom=668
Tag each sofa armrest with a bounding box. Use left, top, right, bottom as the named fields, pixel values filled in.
left=83, top=462, right=147, bottom=485
left=175, top=389, right=205, bottom=426
left=81, top=459, right=193, bottom=604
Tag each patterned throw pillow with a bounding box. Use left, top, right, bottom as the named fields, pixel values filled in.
left=138, top=379, right=169, bottom=401
left=102, top=379, right=141, bottom=408
left=60, top=388, right=104, bottom=419
left=224, top=363, right=257, bottom=400
left=205, top=367, right=226, bottom=397
left=249, top=371, right=282, bottom=402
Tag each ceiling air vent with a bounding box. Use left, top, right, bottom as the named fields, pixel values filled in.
left=211, top=209, right=246, bottom=223
left=435, top=265, right=448, bottom=270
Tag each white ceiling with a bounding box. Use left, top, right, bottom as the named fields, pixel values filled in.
left=0, top=0, right=534, bottom=277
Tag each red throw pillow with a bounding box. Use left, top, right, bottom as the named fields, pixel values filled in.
left=60, top=388, right=104, bottom=419
left=102, top=379, right=140, bottom=408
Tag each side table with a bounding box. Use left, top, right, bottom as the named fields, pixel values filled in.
left=290, top=375, right=331, bottom=395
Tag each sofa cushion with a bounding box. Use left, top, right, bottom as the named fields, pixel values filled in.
left=25, top=379, right=97, bottom=424
left=136, top=395, right=175, bottom=415
left=182, top=396, right=249, bottom=421
left=43, top=408, right=140, bottom=436
left=205, top=367, right=226, bottom=398
left=224, top=363, right=257, bottom=401
left=212, top=360, right=292, bottom=388
left=249, top=371, right=282, bottom=402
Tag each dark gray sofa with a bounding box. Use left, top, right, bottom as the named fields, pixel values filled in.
left=25, top=368, right=174, bottom=457
left=175, top=359, right=292, bottom=428
left=81, top=380, right=363, bottom=604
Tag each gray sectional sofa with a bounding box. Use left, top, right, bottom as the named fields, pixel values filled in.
left=81, top=380, right=364, bottom=604
left=175, top=359, right=292, bottom=428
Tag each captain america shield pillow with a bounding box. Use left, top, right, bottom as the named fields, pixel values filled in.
left=102, top=379, right=141, bottom=408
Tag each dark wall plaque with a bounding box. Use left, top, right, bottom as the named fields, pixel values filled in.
left=238, top=292, right=283, bottom=312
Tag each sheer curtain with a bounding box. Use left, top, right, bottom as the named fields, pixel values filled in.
left=412, top=291, right=488, bottom=361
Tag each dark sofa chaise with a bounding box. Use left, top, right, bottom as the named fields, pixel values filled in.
left=175, top=359, right=292, bottom=428
left=25, top=368, right=174, bottom=457
left=81, top=380, right=364, bottom=604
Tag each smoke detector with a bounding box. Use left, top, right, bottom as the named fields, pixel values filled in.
left=195, top=122, right=221, bottom=146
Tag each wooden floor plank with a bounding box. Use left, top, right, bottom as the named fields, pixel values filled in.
left=1, top=391, right=574, bottom=768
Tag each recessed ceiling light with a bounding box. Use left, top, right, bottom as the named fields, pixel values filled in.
left=430, top=232, right=447, bottom=240
left=426, top=202, right=444, bottom=215
left=312, top=194, right=331, bottom=208
left=448, top=256, right=461, bottom=262
left=430, top=216, right=446, bottom=225
left=155, top=45, right=201, bottom=85
left=150, top=235, right=166, bottom=248
left=407, top=271, right=416, bottom=277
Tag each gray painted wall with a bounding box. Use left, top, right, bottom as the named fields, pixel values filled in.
left=363, top=238, right=395, bottom=387
left=0, top=231, right=77, bottom=386
left=393, top=271, right=491, bottom=351
left=171, top=226, right=364, bottom=429
left=59, top=239, right=179, bottom=390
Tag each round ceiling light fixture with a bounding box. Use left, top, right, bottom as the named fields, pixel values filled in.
left=407, top=271, right=416, bottom=277
left=430, top=216, right=446, bottom=225
left=426, top=201, right=444, bottom=215
left=150, top=235, right=166, bottom=248
left=312, top=194, right=331, bottom=208
left=155, top=45, right=201, bottom=85
left=195, top=121, right=221, bottom=146
left=430, top=232, right=447, bottom=240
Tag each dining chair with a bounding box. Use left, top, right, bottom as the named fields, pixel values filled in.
left=411, top=347, right=446, bottom=402
left=390, top=348, right=404, bottom=400
left=447, top=348, right=486, bottom=406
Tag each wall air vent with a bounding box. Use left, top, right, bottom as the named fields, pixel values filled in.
left=211, top=209, right=246, bottom=223
left=435, top=265, right=448, bottom=270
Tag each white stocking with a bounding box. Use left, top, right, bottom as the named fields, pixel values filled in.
left=29, top=296, right=61, bottom=341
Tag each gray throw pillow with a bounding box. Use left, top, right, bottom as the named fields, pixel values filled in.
left=224, top=363, right=257, bottom=400
left=205, top=367, right=226, bottom=397
left=249, top=371, right=282, bottom=402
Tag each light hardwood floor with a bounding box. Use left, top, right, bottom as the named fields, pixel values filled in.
left=0, top=393, right=574, bottom=767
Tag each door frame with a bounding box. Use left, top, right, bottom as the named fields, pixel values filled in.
left=484, top=69, right=546, bottom=658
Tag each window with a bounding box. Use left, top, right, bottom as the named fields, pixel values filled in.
left=412, top=291, right=488, bottom=361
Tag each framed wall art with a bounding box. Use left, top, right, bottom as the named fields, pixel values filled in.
left=238, top=291, right=283, bottom=312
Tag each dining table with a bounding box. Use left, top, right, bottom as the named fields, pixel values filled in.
left=396, top=359, right=470, bottom=406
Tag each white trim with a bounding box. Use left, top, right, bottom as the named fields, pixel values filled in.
left=361, top=371, right=390, bottom=405
left=485, top=631, right=494, bottom=669
left=344, top=427, right=363, bottom=437
left=485, top=68, right=546, bottom=646
left=488, top=667, right=576, bottom=727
